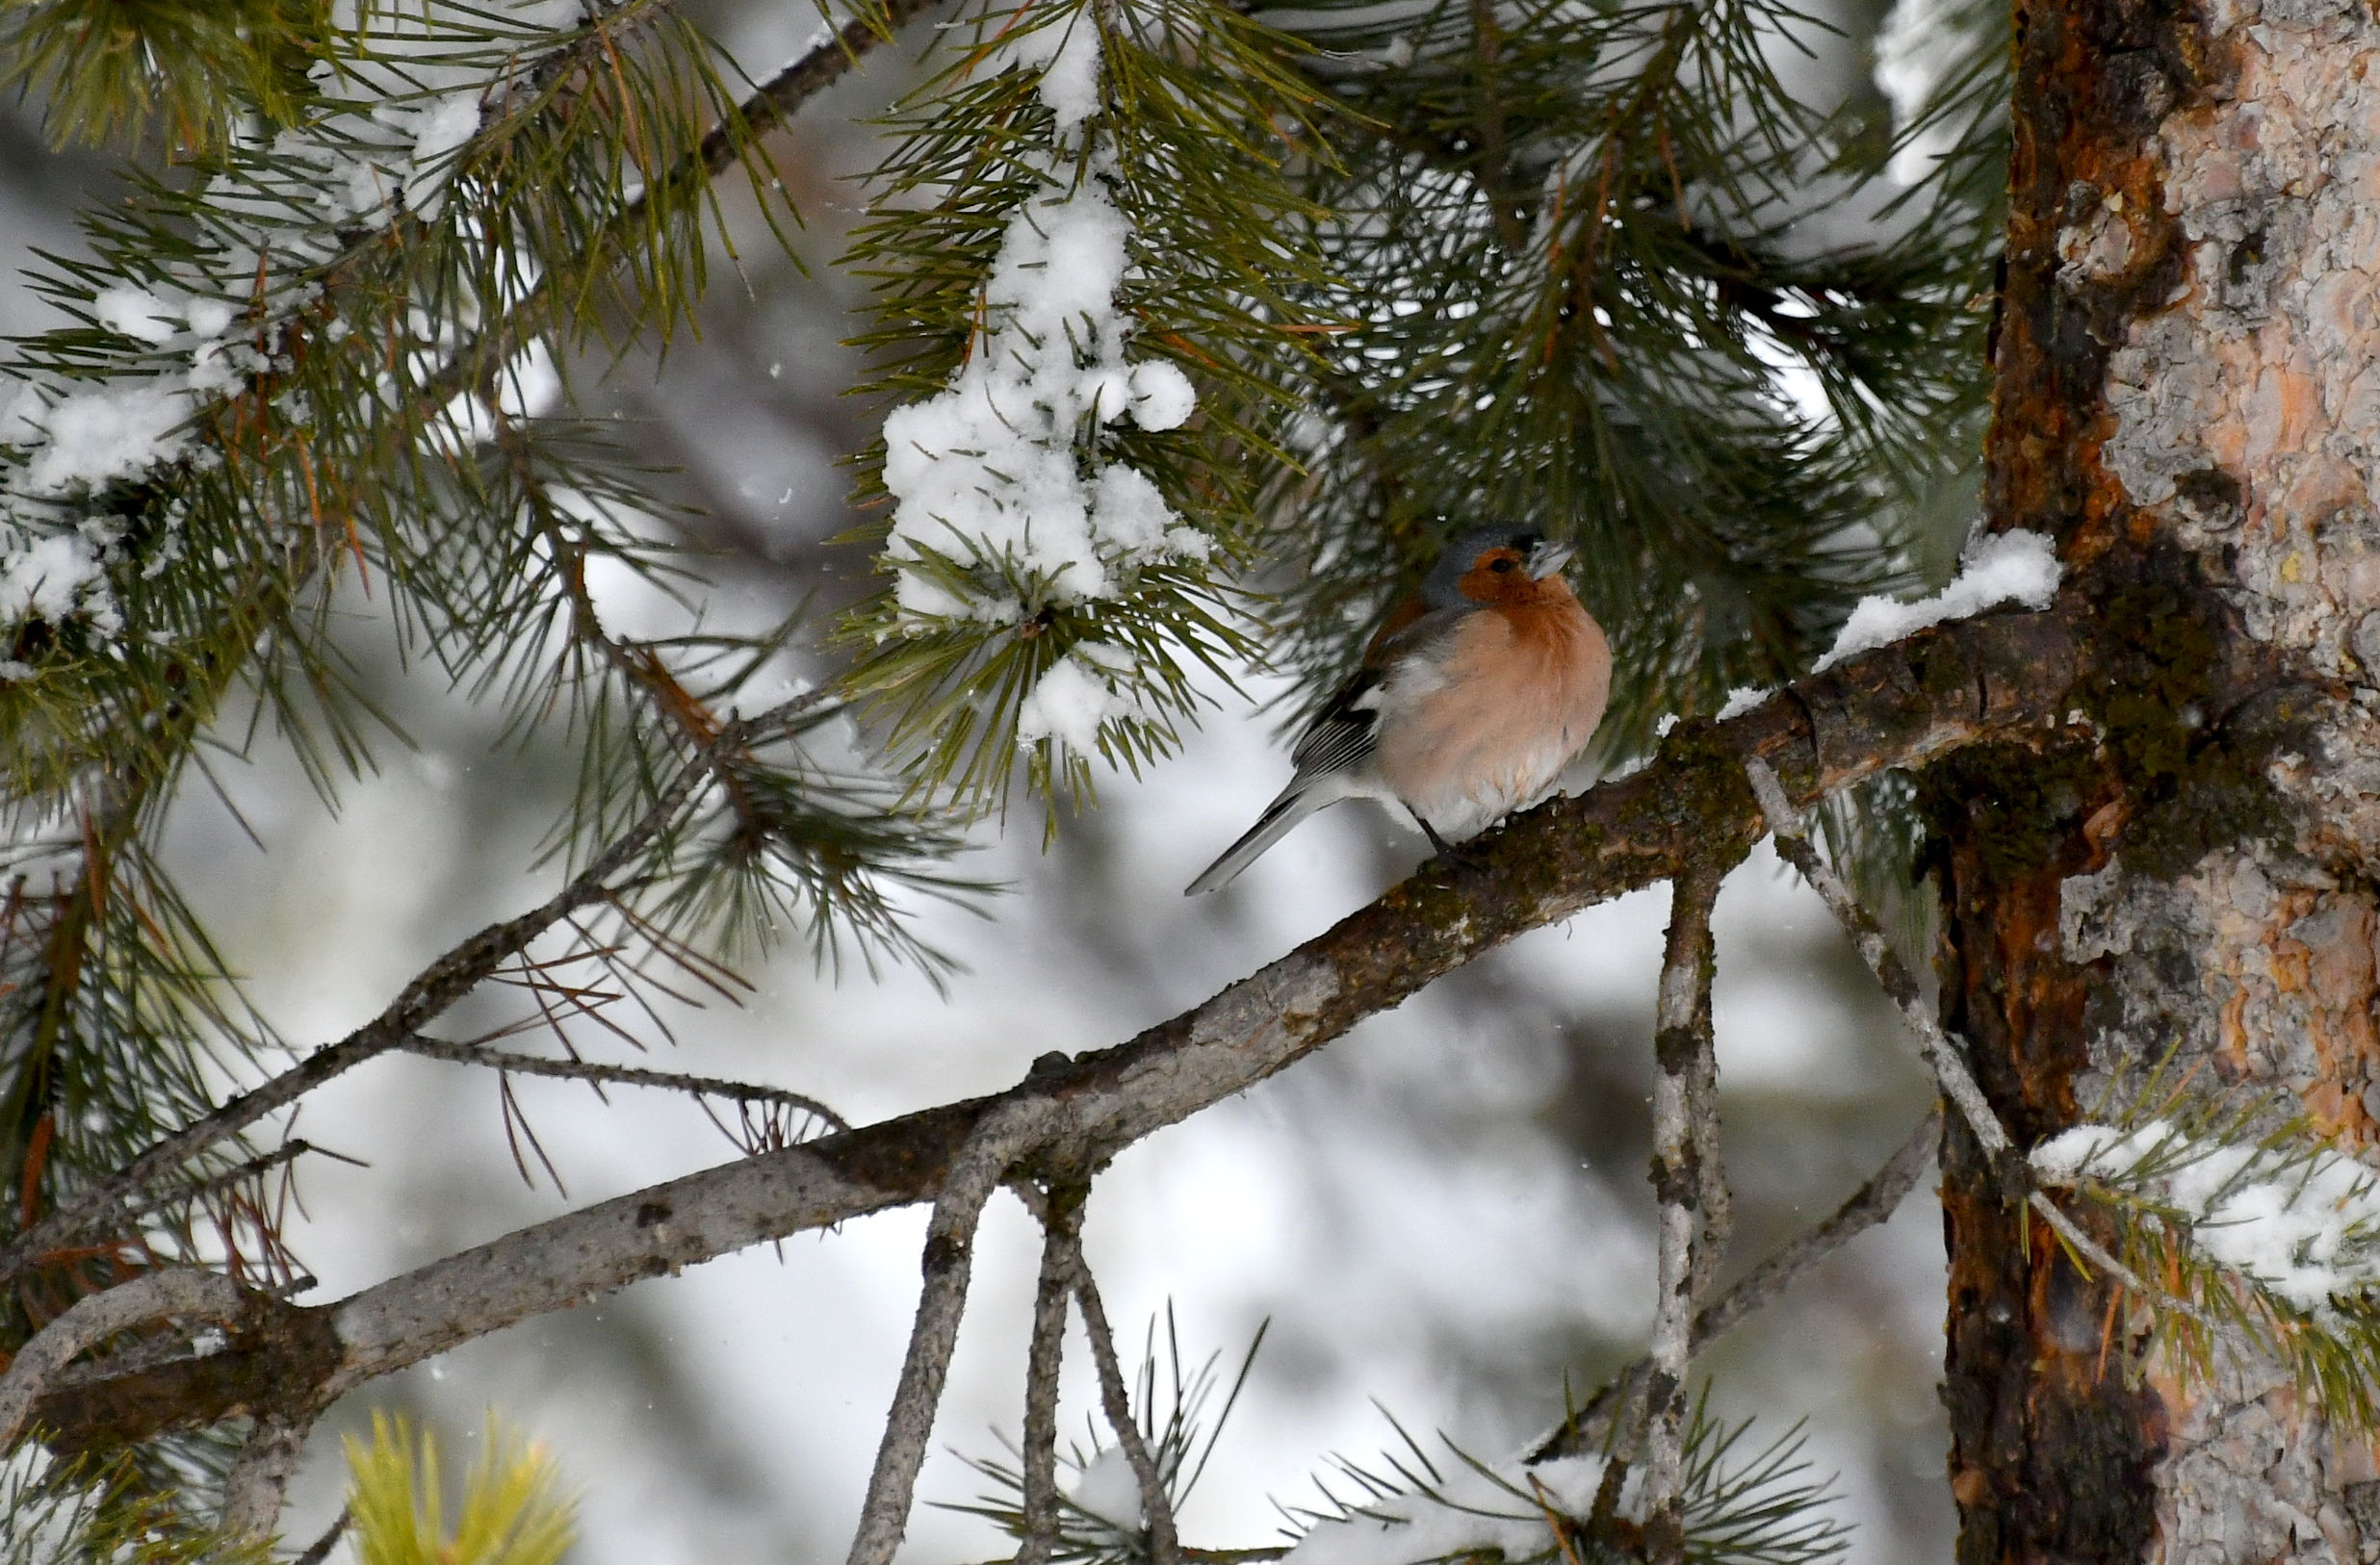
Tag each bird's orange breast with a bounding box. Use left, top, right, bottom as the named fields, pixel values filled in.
left=1373, top=596, right=1613, bottom=836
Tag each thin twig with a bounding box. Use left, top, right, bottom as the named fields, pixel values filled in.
left=1741, top=757, right=2011, bottom=1163
left=1641, top=860, right=1725, bottom=1561
left=292, top=1509, right=350, bottom=1565
left=1070, top=1248, right=1181, bottom=1565
left=122, top=1140, right=334, bottom=1221
left=1525, top=1104, right=1941, bottom=1464
left=848, top=1100, right=1059, bottom=1565
left=2025, top=1191, right=2182, bottom=1314
left=1018, top=1182, right=1084, bottom=1565
left=397, top=1037, right=848, bottom=1130
left=0, top=1270, right=253, bottom=1449
left=1695, top=1105, right=1937, bottom=1346
left=1741, top=759, right=2231, bottom=1334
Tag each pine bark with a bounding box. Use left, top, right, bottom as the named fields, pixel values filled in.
left=1944, top=0, right=2380, bottom=1550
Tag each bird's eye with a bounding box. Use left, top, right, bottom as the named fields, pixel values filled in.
left=1489, top=556, right=1516, bottom=573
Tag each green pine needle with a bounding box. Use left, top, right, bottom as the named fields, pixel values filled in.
left=344, top=1410, right=579, bottom=1565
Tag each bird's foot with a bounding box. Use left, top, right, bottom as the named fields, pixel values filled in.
left=1419, top=819, right=1490, bottom=874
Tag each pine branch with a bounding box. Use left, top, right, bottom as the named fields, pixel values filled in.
left=0, top=693, right=827, bottom=1289
left=427, top=0, right=950, bottom=411
left=19, top=603, right=2093, bottom=1451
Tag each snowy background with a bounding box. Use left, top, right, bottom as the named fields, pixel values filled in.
left=0, top=1, right=1959, bottom=1559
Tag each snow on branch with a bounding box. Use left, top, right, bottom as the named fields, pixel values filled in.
left=0, top=0, right=602, bottom=662
left=1814, top=528, right=2062, bottom=674
left=2034, top=1119, right=2380, bottom=1317
left=878, top=3, right=1207, bottom=755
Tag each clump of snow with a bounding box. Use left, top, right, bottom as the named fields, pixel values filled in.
left=16, top=382, right=196, bottom=498
left=185, top=297, right=237, bottom=340
left=2034, top=1119, right=2380, bottom=1314
left=882, top=175, right=1203, bottom=623
left=409, top=90, right=485, bottom=178
left=1716, top=685, right=1772, bottom=721
left=997, top=10, right=1105, bottom=129
left=1283, top=1454, right=1607, bottom=1565
left=0, top=528, right=122, bottom=635
left=1068, top=1446, right=1145, bottom=1530
left=92, top=288, right=179, bottom=346
left=1016, top=647, right=1136, bottom=750
left=1814, top=528, right=2061, bottom=673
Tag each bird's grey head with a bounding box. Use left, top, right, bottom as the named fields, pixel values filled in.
left=1416, top=523, right=1572, bottom=607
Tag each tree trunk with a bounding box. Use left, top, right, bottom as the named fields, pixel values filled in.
left=1942, top=0, right=2380, bottom=1552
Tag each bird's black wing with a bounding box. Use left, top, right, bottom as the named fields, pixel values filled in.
left=1288, top=665, right=1385, bottom=781
left=1287, top=607, right=1466, bottom=782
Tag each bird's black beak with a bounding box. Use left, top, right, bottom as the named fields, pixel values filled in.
left=1526, top=539, right=1576, bottom=578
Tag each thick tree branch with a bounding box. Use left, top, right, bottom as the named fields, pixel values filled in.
left=27, top=605, right=2088, bottom=1448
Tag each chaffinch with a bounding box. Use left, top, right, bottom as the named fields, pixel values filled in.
left=1186, top=524, right=1613, bottom=895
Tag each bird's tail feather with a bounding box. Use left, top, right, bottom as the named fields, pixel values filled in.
left=1183, top=784, right=1332, bottom=895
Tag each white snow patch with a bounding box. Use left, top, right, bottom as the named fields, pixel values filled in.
left=883, top=177, right=1192, bottom=616
left=998, top=10, right=1105, bottom=128
left=1815, top=528, right=2060, bottom=672
left=92, top=287, right=179, bottom=346
left=1126, top=360, right=1196, bottom=431
left=2034, top=1119, right=2380, bottom=1313
left=0, top=383, right=37, bottom=448
left=16, top=382, right=194, bottom=497
left=1283, top=1454, right=1607, bottom=1565
left=411, top=90, right=484, bottom=169
left=1069, top=1446, right=1145, bottom=1529
left=1016, top=649, right=1132, bottom=750
left=0, top=530, right=117, bottom=631
left=184, top=297, right=236, bottom=339
left=1717, top=685, right=1773, bottom=721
